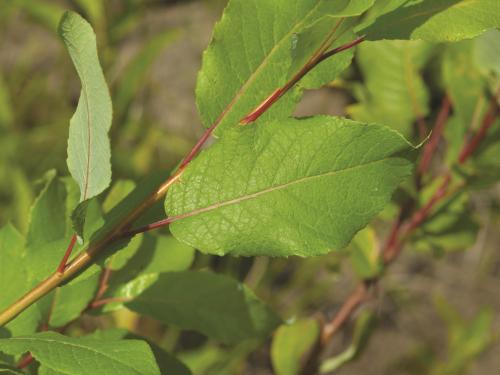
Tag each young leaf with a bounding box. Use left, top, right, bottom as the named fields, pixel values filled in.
left=361, top=0, right=500, bottom=42
left=165, top=116, right=415, bottom=257
left=349, top=40, right=434, bottom=137
left=349, top=227, right=383, bottom=279
left=59, top=11, right=112, bottom=237
left=271, top=319, right=319, bottom=375
left=320, top=311, right=376, bottom=373
left=127, top=271, right=282, bottom=344
left=0, top=332, right=160, bottom=375
left=196, top=0, right=373, bottom=136
left=475, top=29, right=500, bottom=77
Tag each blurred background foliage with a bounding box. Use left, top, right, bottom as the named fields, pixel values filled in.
left=1, top=1, right=500, bottom=374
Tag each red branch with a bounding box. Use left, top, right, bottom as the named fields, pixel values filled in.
left=56, top=234, right=78, bottom=273
left=458, top=93, right=500, bottom=164
left=302, top=92, right=499, bottom=374
left=418, top=95, right=452, bottom=177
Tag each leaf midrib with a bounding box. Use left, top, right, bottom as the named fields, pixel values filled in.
left=212, top=0, right=327, bottom=126
left=5, top=337, right=147, bottom=375
left=171, top=156, right=397, bottom=222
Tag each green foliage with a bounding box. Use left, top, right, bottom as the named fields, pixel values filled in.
left=127, top=271, right=282, bottom=344
left=1, top=1, right=500, bottom=374
left=59, top=11, right=112, bottom=237
left=362, top=0, right=500, bottom=42
left=320, top=311, right=376, bottom=373
left=349, top=40, right=434, bottom=137
left=0, top=332, right=161, bottom=375
left=271, top=318, right=319, bottom=375
left=166, top=116, right=414, bottom=256
left=196, top=0, right=371, bottom=137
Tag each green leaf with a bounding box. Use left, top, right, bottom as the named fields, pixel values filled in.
left=361, top=0, right=500, bottom=42
left=271, top=319, right=319, bottom=375
left=320, top=311, right=375, bottom=373
left=442, top=39, right=488, bottom=164
left=349, top=40, right=434, bottom=137
left=0, top=224, right=41, bottom=337
left=475, top=29, right=500, bottom=77
left=100, top=234, right=195, bottom=312
left=166, top=116, right=415, bottom=257
left=196, top=0, right=373, bottom=137
left=127, top=271, right=282, bottom=344
left=349, top=227, right=383, bottom=279
left=47, top=272, right=100, bottom=327
left=0, top=332, right=160, bottom=375
left=58, top=11, right=112, bottom=236
left=86, top=330, right=192, bottom=375
left=27, top=171, right=67, bottom=248
left=0, top=73, right=13, bottom=129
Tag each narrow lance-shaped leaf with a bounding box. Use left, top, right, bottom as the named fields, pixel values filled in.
left=59, top=11, right=112, bottom=236
left=360, top=0, right=500, bottom=42
left=0, top=332, right=160, bottom=375
left=197, top=0, right=374, bottom=137
left=165, top=116, right=415, bottom=257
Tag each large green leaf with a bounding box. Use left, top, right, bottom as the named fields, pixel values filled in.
left=127, top=271, right=281, bottom=344
left=475, top=29, right=500, bottom=77
left=349, top=40, right=434, bottom=137
left=361, top=0, right=500, bottom=42
left=59, top=11, right=112, bottom=214
left=0, top=332, right=160, bottom=375
left=196, top=0, right=374, bottom=136
left=165, top=116, right=414, bottom=257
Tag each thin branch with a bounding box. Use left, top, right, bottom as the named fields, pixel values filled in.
left=417, top=95, right=452, bottom=177
left=56, top=234, right=78, bottom=273
left=0, top=29, right=364, bottom=328
left=240, top=34, right=364, bottom=125
left=301, top=91, right=498, bottom=374
left=458, top=91, right=500, bottom=164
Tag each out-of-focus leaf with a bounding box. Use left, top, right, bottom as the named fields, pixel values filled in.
left=197, top=0, right=373, bottom=137
left=0, top=73, right=13, bottom=129
left=100, top=234, right=195, bottom=312
left=362, top=0, right=500, bottom=42
left=442, top=39, right=488, bottom=164
left=349, top=227, right=383, bottom=279
left=59, top=11, right=112, bottom=238
left=127, top=271, right=282, bottom=344
left=166, top=117, right=415, bottom=257
left=412, top=181, right=478, bottom=253
left=11, top=0, right=64, bottom=32
left=73, top=0, right=105, bottom=25
left=115, top=29, right=180, bottom=119
left=349, top=40, right=434, bottom=137
left=271, top=318, right=319, bottom=375
left=26, top=171, right=67, bottom=247
left=432, top=297, right=493, bottom=375
left=0, top=332, right=160, bottom=375
left=320, top=311, right=376, bottom=373
left=475, top=29, right=500, bottom=77
left=0, top=224, right=41, bottom=337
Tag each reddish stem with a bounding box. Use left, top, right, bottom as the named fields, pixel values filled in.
left=240, top=36, right=365, bottom=125
left=17, top=353, right=34, bottom=369
left=56, top=234, right=78, bottom=273
left=418, top=95, right=452, bottom=176
left=458, top=94, right=499, bottom=164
